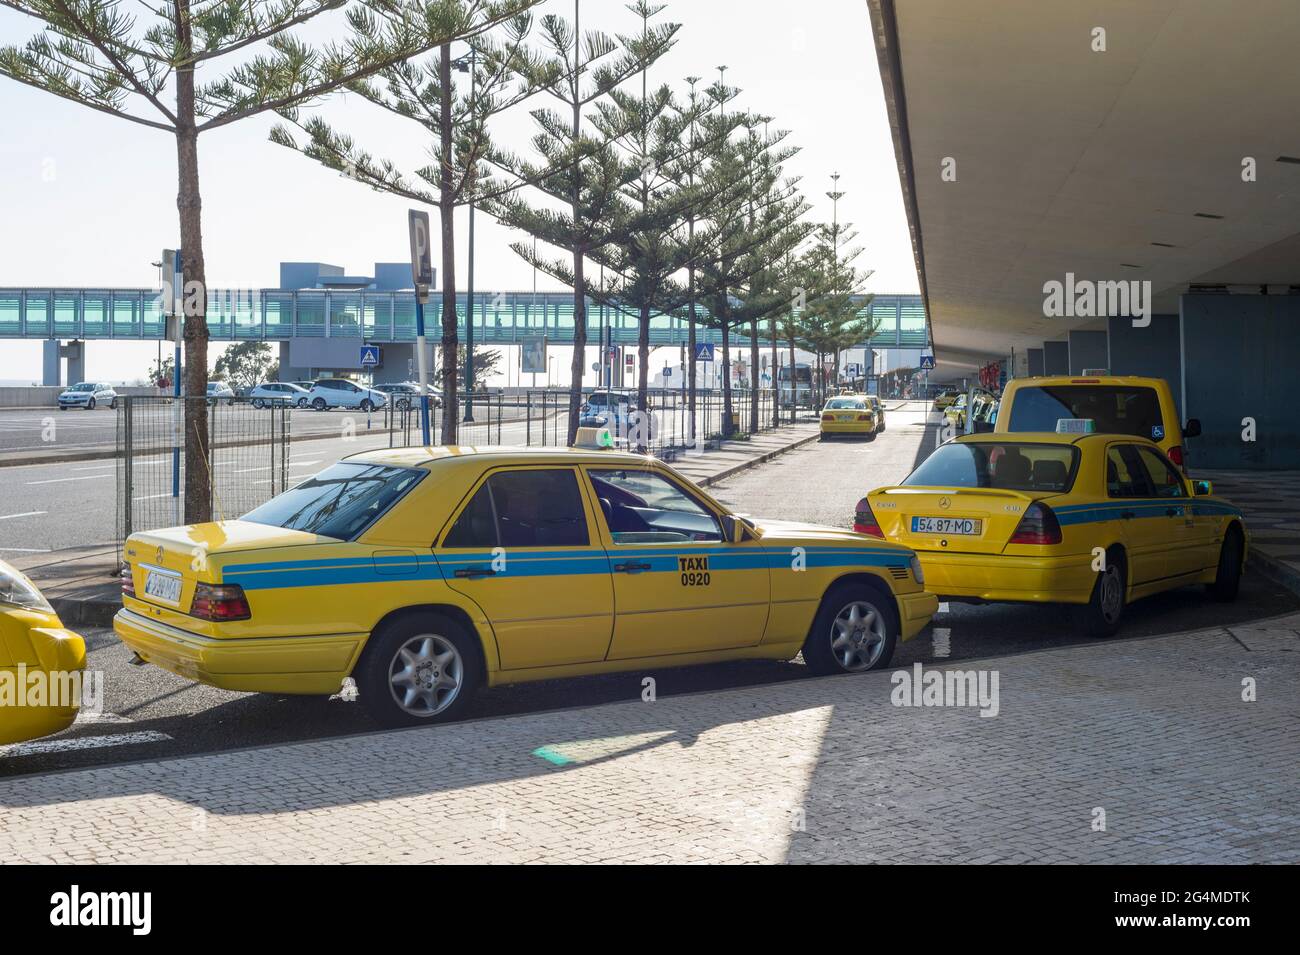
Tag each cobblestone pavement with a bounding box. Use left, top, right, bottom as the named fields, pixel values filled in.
left=2, top=619, right=1296, bottom=864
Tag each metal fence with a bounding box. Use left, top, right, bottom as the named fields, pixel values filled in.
left=116, top=396, right=292, bottom=548
left=115, top=386, right=789, bottom=548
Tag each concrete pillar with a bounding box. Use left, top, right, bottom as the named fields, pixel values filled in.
left=42, top=339, right=61, bottom=385
left=1067, top=330, right=1108, bottom=375
left=1043, top=341, right=1069, bottom=375
left=1027, top=348, right=1044, bottom=377
left=1180, top=294, right=1300, bottom=468
left=1107, top=314, right=1182, bottom=416
left=62, top=340, right=85, bottom=384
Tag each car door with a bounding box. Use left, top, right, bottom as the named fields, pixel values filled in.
left=1104, top=443, right=1167, bottom=587
left=1132, top=445, right=1202, bottom=580
left=438, top=466, right=614, bottom=670
left=582, top=464, right=770, bottom=660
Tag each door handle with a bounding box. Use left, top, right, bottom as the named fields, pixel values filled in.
left=453, top=567, right=496, bottom=579
left=613, top=561, right=652, bottom=573
left=1120, top=511, right=1136, bottom=520
left=1165, top=507, right=1180, bottom=517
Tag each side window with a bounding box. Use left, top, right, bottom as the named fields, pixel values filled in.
left=442, top=469, right=589, bottom=549
left=1135, top=447, right=1186, bottom=498
left=588, top=468, right=722, bottom=544
left=1105, top=447, right=1145, bottom=498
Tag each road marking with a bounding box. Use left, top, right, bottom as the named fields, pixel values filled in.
left=71, top=463, right=116, bottom=471
left=0, top=510, right=46, bottom=521
left=25, top=475, right=102, bottom=485
left=74, top=711, right=133, bottom=724
left=0, top=546, right=51, bottom=553
left=0, top=730, right=172, bottom=758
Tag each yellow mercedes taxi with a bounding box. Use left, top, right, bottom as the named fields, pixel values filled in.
left=115, top=446, right=937, bottom=726
left=1, top=559, right=87, bottom=746
left=819, top=395, right=877, bottom=440
left=856, top=429, right=1246, bottom=637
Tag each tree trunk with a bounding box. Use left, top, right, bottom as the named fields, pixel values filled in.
left=567, top=252, right=586, bottom=445
left=175, top=4, right=210, bottom=524
left=748, top=317, right=759, bottom=434
left=687, top=267, right=697, bottom=445
left=770, top=318, right=779, bottom=429
left=438, top=42, right=458, bottom=445
left=637, top=303, right=650, bottom=450
left=787, top=335, right=796, bottom=424
left=720, top=322, right=732, bottom=439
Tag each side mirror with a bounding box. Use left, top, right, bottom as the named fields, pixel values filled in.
left=1192, top=479, right=1213, bottom=496
left=720, top=514, right=747, bottom=543
left=1183, top=418, right=1202, bottom=438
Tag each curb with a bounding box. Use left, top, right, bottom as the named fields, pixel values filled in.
left=1246, top=548, right=1300, bottom=598
left=49, top=593, right=121, bottom=629
left=696, top=431, right=820, bottom=488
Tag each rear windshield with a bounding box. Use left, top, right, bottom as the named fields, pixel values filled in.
left=1007, top=385, right=1163, bottom=440
left=826, top=398, right=864, bottom=409
left=242, top=462, right=424, bottom=540
left=904, top=442, right=1080, bottom=493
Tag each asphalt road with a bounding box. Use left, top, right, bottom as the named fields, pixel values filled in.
left=4, top=402, right=1296, bottom=778
left=0, top=408, right=572, bottom=554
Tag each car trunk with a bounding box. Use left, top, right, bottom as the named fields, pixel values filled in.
left=869, top=487, right=1049, bottom=555
left=124, top=521, right=330, bottom=624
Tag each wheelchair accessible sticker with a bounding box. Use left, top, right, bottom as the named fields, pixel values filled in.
left=1151, top=425, right=1165, bottom=440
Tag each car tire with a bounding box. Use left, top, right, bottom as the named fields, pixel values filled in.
left=801, top=581, right=899, bottom=675
left=1074, top=553, right=1126, bottom=638
left=312, top=397, right=327, bottom=411
left=360, top=399, right=374, bottom=413
left=863, top=430, right=876, bottom=442
left=252, top=398, right=264, bottom=409
left=109, top=397, right=118, bottom=410
left=355, top=613, right=483, bottom=728
left=1206, top=526, right=1244, bottom=603
left=86, top=397, right=95, bottom=410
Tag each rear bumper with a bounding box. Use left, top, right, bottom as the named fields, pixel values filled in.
left=113, top=608, right=365, bottom=694
left=898, top=590, right=939, bottom=641
left=917, top=551, right=1095, bottom=604
left=820, top=421, right=874, bottom=434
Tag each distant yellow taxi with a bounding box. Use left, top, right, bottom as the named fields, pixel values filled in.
left=857, top=431, right=1246, bottom=636
left=820, top=396, right=877, bottom=440
left=1, top=559, right=86, bottom=746
left=115, top=446, right=937, bottom=726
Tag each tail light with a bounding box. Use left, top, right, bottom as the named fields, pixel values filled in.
left=1167, top=445, right=1185, bottom=468
left=857, top=413, right=871, bottom=421
left=190, top=582, right=251, bottom=621
left=120, top=563, right=135, bottom=597
left=853, top=497, right=883, bottom=537
left=822, top=413, right=834, bottom=422
left=1009, top=502, right=1062, bottom=545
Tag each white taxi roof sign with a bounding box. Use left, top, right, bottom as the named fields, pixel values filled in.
left=573, top=426, right=615, bottom=449
left=1055, top=418, right=1096, bottom=434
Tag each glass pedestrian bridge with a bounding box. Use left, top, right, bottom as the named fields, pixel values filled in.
left=0, top=288, right=926, bottom=348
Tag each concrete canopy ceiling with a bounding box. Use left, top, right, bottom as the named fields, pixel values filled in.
left=868, top=0, right=1300, bottom=373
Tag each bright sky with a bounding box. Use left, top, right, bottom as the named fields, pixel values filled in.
left=0, top=0, right=917, bottom=383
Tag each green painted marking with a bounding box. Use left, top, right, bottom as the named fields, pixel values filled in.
left=532, top=746, right=573, bottom=766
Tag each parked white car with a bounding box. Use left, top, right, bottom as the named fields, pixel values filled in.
left=206, top=381, right=237, bottom=405
left=58, top=382, right=117, bottom=411
left=248, top=382, right=309, bottom=409
left=306, top=378, right=388, bottom=412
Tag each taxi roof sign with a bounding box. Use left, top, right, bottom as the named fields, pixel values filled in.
left=1055, top=418, right=1096, bottom=434
left=573, top=426, right=615, bottom=449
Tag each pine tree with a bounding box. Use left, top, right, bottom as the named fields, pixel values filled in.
left=1, top=0, right=517, bottom=517
left=269, top=3, right=553, bottom=443
left=486, top=0, right=674, bottom=445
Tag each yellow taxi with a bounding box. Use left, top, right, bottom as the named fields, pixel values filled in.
left=1, top=559, right=87, bottom=745
left=997, top=375, right=1201, bottom=471
left=820, top=395, right=877, bottom=440
left=114, top=446, right=937, bottom=726
left=856, top=431, right=1246, bottom=637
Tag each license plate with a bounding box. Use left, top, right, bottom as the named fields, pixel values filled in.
left=912, top=516, right=982, bottom=536
left=143, top=567, right=183, bottom=604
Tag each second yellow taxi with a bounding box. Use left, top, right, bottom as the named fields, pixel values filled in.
left=856, top=432, right=1246, bottom=637
left=115, top=446, right=937, bottom=726
left=819, top=395, right=878, bottom=440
